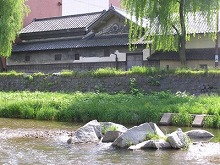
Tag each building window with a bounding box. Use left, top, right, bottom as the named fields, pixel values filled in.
left=75, top=54, right=80, bottom=60
left=25, top=55, right=30, bottom=62
left=55, top=54, right=62, bottom=61
left=200, top=64, right=207, bottom=69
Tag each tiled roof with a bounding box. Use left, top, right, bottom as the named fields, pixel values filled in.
left=21, top=11, right=105, bottom=34
left=117, top=10, right=219, bottom=34
left=13, top=34, right=144, bottom=52
left=88, top=6, right=149, bottom=30
left=149, top=48, right=218, bottom=61
left=186, top=12, right=219, bottom=34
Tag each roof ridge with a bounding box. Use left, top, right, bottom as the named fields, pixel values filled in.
left=33, top=10, right=106, bottom=22
left=111, top=5, right=126, bottom=12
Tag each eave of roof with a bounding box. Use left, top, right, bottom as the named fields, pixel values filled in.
left=12, top=34, right=146, bottom=52
left=149, top=48, right=218, bottom=61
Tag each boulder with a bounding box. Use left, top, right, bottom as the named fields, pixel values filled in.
left=128, top=140, right=152, bottom=150
left=102, top=131, right=122, bottom=142
left=167, top=128, right=189, bottom=149
left=185, top=130, right=214, bottom=139
left=112, top=123, right=154, bottom=148
left=100, top=122, right=127, bottom=134
left=128, top=139, right=171, bottom=150
left=151, top=140, right=171, bottom=149
left=70, top=120, right=101, bottom=143
left=149, top=122, right=166, bottom=138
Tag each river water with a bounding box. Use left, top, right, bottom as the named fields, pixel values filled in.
left=0, top=118, right=220, bottom=165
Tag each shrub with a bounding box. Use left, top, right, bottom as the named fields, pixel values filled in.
left=129, top=78, right=143, bottom=95
left=92, top=67, right=125, bottom=77
left=101, top=125, right=118, bottom=134
left=145, top=133, right=161, bottom=141
left=0, top=70, right=23, bottom=77
left=36, top=106, right=59, bottom=120
left=204, top=116, right=215, bottom=128
left=32, top=72, right=45, bottom=77
left=60, top=70, right=75, bottom=77
left=172, top=111, right=193, bottom=127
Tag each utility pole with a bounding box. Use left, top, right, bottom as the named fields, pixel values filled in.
left=215, top=10, right=219, bottom=67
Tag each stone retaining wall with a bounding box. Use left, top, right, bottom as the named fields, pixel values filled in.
left=0, top=74, right=219, bottom=95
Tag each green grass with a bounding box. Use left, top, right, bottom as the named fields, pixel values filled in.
left=101, top=125, right=118, bottom=134
left=0, top=70, right=24, bottom=77
left=2, top=67, right=220, bottom=78
left=60, top=70, right=76, bottom=77
left=0, top=91, right=220, bottom=126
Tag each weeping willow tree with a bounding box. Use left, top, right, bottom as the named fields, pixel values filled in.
left=122, top=0, right=220, bottom=66
left=0, top=0, right=29, bottom=57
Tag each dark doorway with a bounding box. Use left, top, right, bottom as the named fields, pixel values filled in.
left=126, top=53, right=143, bottom=70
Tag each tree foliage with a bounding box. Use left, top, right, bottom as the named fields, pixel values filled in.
left=122, top=0, right=220, bottom=66
left=0, top=0, right=29, bottom=57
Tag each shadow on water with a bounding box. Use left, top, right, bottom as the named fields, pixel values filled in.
left=0, top=118, right=220, bottom=165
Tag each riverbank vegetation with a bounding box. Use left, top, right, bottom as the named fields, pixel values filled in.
left=2, top=67, right=220, bottom=78
left=0, top=91, right=220, bottom=127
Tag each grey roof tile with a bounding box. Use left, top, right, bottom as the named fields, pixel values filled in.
left=21, top=11, right=105, bottom=34
left=13, top=34, right=143, bottom=52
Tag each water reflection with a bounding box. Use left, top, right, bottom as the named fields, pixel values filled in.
left=0, top=118, right=220, bottom=165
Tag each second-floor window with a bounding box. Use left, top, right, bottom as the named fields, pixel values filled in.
left=55, top=54, right=62, bottom=61
left=25, top=55, right=30, bottom=62
left=75, top=54, right=80, bottom=60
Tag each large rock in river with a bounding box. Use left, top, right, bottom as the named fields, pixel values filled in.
left=128, top=139, right=171, bottom=150
left=167, top=128, right=189, bottom=149
left=102, top=131, right=122, bottom=142
left=101, top=122, right=127, bottom=142
left=100, top=122, right=127, bottom=133
left=71, top=120, right=102, bottom=143
left=185, top=130, right=214, bottom=139
left=149, top=122, right=166, bottom=138
left=112, top=123, right=154, bottom=148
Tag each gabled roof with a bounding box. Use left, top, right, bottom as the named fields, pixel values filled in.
left=88, top=6, right=149, bottom=30
left=21, top=11, right=105, bottom=34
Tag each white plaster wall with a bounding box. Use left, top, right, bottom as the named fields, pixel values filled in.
left=186, top=34, right=220, bottom=49
left=114, top=50, right=126, bottom=61
left=62, top=0, right=109, bottom=16
left=143, top=49, right=150, bottom=60
left=160, top=60, right=215, bottom=69
left=74, top=54, right=116, bottom=63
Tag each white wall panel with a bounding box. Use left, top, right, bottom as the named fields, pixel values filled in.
left=62, top=0, right=109, bottom=16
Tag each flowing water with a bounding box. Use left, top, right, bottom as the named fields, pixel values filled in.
left=0, top=118, right=220, bottom=165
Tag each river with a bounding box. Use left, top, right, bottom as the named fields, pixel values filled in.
left=0, top=118, right=220, bottom=165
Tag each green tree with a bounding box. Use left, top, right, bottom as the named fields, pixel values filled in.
left=123, top=0, right=220, bottom=66
left=0, top=0, right=29, bottom=57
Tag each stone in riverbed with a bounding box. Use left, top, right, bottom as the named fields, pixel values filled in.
left=100, top=122, right=128, bottom=133
left=112, top=123, right=154, bottom=148
left=128, top=140, right=152, bottom=150
left=185, top=130, right=214, bottom=139
left=167, top=128, right=189, bottom=149
left=128, top=139, right=171, bottom=150
left=69, top=120, right=102, bottom=144
left=149, top=122, right=166, bottom=138
left=102, top=131, right=122, bottom=142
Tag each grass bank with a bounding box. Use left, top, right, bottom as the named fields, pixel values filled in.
left=0, top=91, right=220, bottom=127
left=2, top=66, right=220, bottom=78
